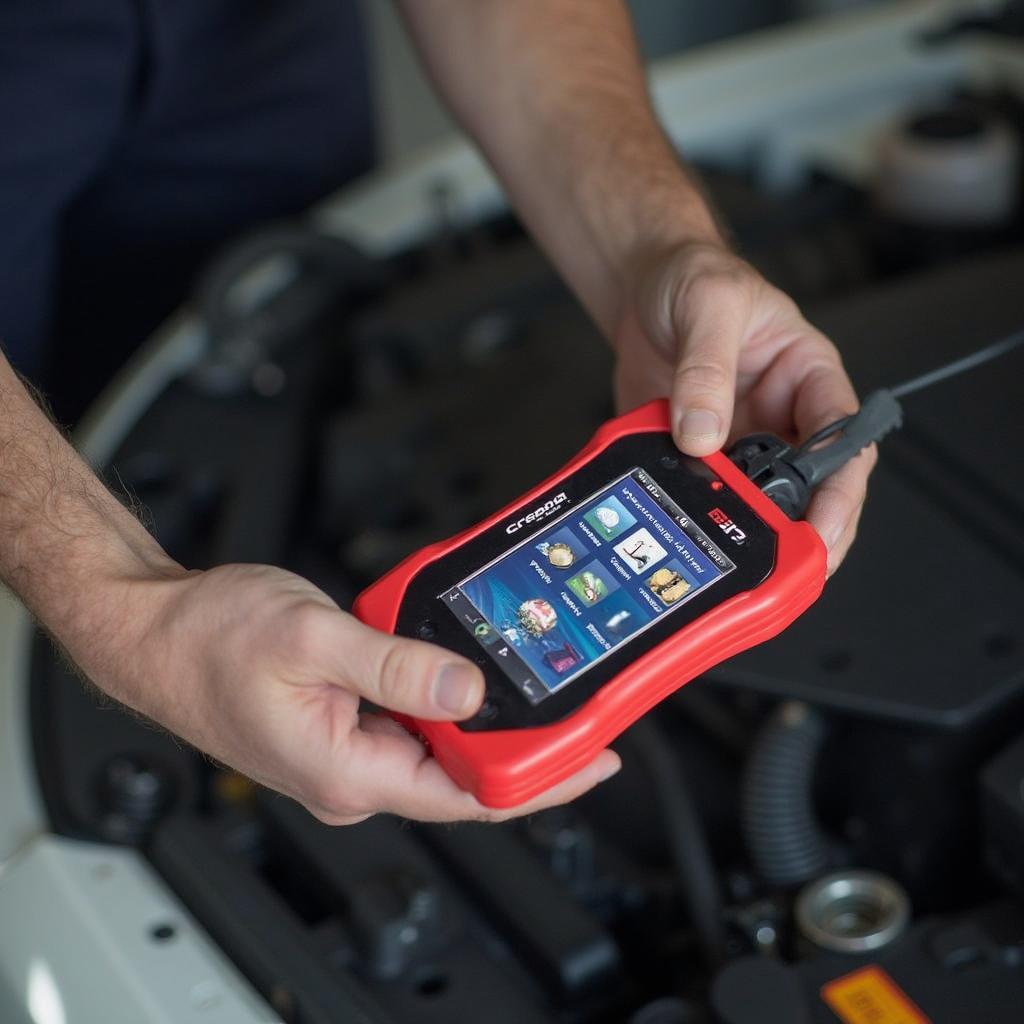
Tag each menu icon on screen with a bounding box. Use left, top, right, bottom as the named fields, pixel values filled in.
left=583, top=496, right=636, bottom=542
left=613, top=527, right=668, bottom=574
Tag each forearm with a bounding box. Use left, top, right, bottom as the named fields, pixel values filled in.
left=399, top=0, right=722, bottom=337
left=0, top=355, right=184, bottom=703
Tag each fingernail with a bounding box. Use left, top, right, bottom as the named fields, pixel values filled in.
left=435, top=663, right=481, bottom=716
left=679, top=409, right=721, bottom=443
left=597, top=757, right=622, bottom=783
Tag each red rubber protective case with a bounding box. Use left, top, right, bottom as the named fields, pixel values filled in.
left=354, top=400, right=826, bottom=808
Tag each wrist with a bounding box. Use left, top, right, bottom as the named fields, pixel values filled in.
left=36, top=511, right=193, bottom=714
left=594, top=160, right=729, bottom=342
left=610, top=226, right=736, bottom=360
left=67, top=567, right=202, bottom=731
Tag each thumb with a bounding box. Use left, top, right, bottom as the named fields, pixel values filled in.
left=338, top=615, right=485, bottom=721
left=670, top=300, right=744, bottom=457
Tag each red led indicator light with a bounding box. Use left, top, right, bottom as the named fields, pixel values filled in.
left=710, top=480, right=724, bottom=491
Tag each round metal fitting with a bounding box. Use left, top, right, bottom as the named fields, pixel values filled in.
left=875, top=105, right=1020, bottom=227
left=796, top=870, right=910, bottom=954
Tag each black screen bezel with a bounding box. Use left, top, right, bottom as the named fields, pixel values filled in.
left=395, top=432, right=777, bottom=731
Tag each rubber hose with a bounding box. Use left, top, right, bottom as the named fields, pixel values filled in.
left=196, top=225, right=372, bottom=339
left=741, top=702, right=830, bottom=888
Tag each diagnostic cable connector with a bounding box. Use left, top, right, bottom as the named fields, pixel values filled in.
left=730, top=326, right=1024, bottom=519
left=730, top=391, right=903, bottom=519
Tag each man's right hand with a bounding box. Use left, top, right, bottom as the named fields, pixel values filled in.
left=120, top=563, right=621, bottom=823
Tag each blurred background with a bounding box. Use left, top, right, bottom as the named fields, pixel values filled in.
left=366, top=0, right=898, bottom=161
left=364, top=0, right=834, bottom=159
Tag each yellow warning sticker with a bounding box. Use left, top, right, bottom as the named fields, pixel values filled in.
left=821, top=965, right=932, bottom=1024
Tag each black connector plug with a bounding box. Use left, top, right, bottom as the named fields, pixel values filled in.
left=729, top=390, right=904, bottom=519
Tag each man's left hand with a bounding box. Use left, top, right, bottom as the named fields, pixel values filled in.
left=614, top=240, right=876, bottom=575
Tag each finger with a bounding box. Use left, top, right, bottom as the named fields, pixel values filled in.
left=789, top=345, right=860, bottom=442
left=804, top=444, right=876, bottom=558
left=824, top=511, right=859, bottom=578
left=492, top=749, right=621, bottom=819
left=670, top=289, right=748, bottom=456
left=346, top=718, right=621, bottom=823
left=311, top=611, right=485, bottom=721
left=768, top=338, right=875, bottom=570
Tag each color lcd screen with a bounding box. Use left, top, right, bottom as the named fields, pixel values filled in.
left=440, top=468, right=736, bottom=704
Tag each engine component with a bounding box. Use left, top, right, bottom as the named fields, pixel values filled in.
left=152, top=803, right=581, bottom=1024
left=629, top=996, right=709, bottom=1024
left=741, top=703, right=831, bottom=888
left=981, top=732, right=1024, bottom=899
left=712, top=902, right=1024, bottom=1024
left=711, top=956, right=811, bottom=1024
left=630, top=719, right=727, bottom=968
left=96, top=754, right=177, bottom=845
left=417, top=821, right=622, bottom=1002
left=875, top=104, right=1020, bottom=228
left=189, top=226, right=383, bottom=397
left=795, top=870, right=910, bottom=954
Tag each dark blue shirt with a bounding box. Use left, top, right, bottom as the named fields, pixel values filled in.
left=0, top=0, right=373, bottom=419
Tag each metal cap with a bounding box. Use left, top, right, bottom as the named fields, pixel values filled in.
left=796, top=870, right=910, bottom=954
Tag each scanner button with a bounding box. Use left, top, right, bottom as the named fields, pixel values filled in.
left=476, top=698, right=500, bottom=721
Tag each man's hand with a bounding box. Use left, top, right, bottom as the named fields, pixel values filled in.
left=129, top=564, right=620, bottom=824
left=400, top=0, right=877, bottom=574
left=0, top=351, right=617, bottom=823
left=614, top=242, right=875, bottom=574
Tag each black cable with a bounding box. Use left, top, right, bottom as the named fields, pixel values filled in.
left=629, top=719, right=726, bottom=968
left=889, top=326, right=1024, bottom=398
left=797, top=415, right=851, bottom=454
left=800, top=325, right=1024, bottom=455
left=671, top=689, right=751, bottom=757
left=735, top=325, right=1024, bottom=516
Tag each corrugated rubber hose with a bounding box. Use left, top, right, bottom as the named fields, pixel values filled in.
left=741, top=702, right=830, bottom=888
